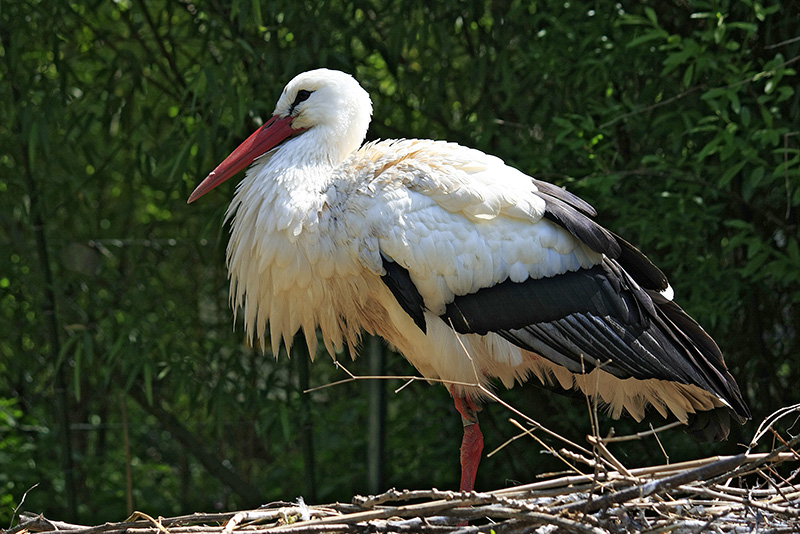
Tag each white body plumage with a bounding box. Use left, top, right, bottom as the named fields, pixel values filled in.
left=227, top=138, right=599, bottom=382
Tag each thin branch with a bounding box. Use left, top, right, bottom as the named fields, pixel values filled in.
left=764, top=35, right=800, bottom=49
left=555, top=454, right=748, bottom=514
left=599, top=85, right=706, bottom=129
left=599, top=54, right=800, bottom=129
left=601, top=421, right=683, bottom=444
left=9, top=484, right=39, bottom=529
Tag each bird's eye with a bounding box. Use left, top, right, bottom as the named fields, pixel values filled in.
left=292, top=90, right=313, bottom=107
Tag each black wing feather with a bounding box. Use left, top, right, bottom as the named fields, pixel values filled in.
left=442, top=258, right=750, bottom=422
left=538, top=194, right=621, bottom=257
left=380, top=255, right=427, bottom=333
left=443, top=265, right=640, bottom=334
left=534, top=179, right=669, bottom=293
left=615, top=235, right=669, bottom=292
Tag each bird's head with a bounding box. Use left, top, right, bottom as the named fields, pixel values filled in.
left=274, top=69, right=372, bottom=142
left=188, top=68, right=373, bottom=203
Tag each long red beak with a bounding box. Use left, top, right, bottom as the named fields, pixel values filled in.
left=187, top=115, right=301, bottom=203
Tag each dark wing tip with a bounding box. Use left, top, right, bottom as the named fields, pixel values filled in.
left=650, top=292, right=752, bottom=422
left=615, top=234, right=669, bottom=293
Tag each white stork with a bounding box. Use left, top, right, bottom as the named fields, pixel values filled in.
left=189, top=68, right=750, bottom=492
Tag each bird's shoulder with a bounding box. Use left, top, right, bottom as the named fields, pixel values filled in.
left=325, top=140, right=611, bottom=309
left=338, top=138, right=547, bottom=223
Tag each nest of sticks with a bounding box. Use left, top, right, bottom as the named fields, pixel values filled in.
left=9, top=403, right=800, bottom=534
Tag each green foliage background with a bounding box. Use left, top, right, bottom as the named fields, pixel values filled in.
left=1, top=0, right=798, bottom=525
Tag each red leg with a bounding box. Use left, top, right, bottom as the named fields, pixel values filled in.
left=452, top=391, right=483, bottom=493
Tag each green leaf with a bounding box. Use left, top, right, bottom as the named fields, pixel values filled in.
left=697, top=137, right=722, bottom=161
left=682, top=64, right=694, bottom=87
left=251, top=0, right=263, bottom=27
left=702, top=87, right=728, bottom=100
left=718, top=160, right=747, bottom=187
left=729, top=90, right=741, bottom=114
left=644, top=6, right=658, bottom=24
left=748, top=166, right=765, bottom=189
left=740, top=105, right=751, bottom=127
left=742, top=166, right=766, bottom=201
left=774, top=154, right=799, bottom=176
left=727, top=21, right=758, bottom=34
left=690, top=11, right=716, bottom=19
left=723, top=219, right=754, bottom=230
left=626, top=29, right=667, bottom=48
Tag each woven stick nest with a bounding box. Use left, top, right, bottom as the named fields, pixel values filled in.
left=9, top=403, right=800, bottom=534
